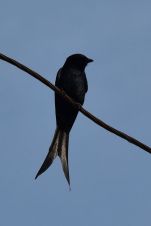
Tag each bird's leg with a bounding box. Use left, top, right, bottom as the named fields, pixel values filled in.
left=60, top=88, right=66, bottom=97
left=75, top=102, right=81, bottom=110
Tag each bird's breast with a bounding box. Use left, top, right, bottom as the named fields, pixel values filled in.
left=62, top=71, right=86, bottom=103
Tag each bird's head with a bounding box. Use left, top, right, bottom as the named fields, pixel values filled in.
left=63, top=54, right=93, bottom=71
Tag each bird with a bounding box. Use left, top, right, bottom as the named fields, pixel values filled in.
left=35, top=54, right=93, bottom=185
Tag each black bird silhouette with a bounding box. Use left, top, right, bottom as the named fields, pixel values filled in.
left=35, top=54, right=93, bottom=185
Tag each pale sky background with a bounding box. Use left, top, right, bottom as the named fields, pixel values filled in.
left=0, top=1, right=151, bottom=225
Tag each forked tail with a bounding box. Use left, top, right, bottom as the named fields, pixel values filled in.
left=35, top=127, right=70, bottom=185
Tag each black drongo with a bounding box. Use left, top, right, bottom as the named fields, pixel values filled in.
left=35, top=54, right=93, bottom=185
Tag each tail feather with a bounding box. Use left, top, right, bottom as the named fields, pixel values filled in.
left=35, top=128, right=70, bottom=185
left=58, top=131, right=70, bottom=185
left=35, top=128, right=60, bottom=179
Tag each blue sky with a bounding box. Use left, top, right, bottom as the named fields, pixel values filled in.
left=0, top=0, right=151, bottom=225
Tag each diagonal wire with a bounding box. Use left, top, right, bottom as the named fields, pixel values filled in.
left=0, top=52, right=150, bottom=154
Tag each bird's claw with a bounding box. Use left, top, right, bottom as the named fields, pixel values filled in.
left=75, top=102, right=81, bottom=110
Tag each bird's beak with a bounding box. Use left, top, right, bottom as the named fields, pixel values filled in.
left=87, top=58, right=93, bottom=63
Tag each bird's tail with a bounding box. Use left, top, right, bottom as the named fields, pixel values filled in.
left=35, top=127, right=70, bottom=185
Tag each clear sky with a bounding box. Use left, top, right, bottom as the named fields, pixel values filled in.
left=0, top=0, right=151, bottom=225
